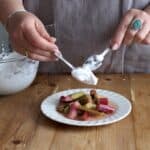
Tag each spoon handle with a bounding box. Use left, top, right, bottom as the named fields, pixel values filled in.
left=54, top=52, right=75, bottom=70
left=100, top=48, right=111, bottom=57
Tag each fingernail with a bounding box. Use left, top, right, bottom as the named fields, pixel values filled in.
left=51, top=37, right=56, bottom=43
left=53, top=46, right=59, bottom=51
left=53, top=49, right=61, bottom=57
left=54, top=48, right=60, bottom=53
left=112, top=43, right=119, bottom=50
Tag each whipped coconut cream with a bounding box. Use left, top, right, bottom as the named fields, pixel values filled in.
left=0, top=52, right=39, bottom=95
left=71, top=67, right=98, bottom=85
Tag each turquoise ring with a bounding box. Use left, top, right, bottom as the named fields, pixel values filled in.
left=131, top=19, right=142, bottom=30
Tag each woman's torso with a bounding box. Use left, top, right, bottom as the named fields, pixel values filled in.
left=24, top=0, right=150, bottom=73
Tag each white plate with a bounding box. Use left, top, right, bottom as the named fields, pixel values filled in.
left=41, top=88, right=132, bottom=126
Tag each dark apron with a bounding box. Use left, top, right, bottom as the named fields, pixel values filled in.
left=24, top=0, right=150, bottom=73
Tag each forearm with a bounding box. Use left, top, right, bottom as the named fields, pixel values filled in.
left=0, top=0, right=25, bottom=25
left=144, top=5, right=150, bottom=15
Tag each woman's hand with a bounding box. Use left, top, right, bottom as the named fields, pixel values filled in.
left=111, top=8, right=150, bottom=50
left=7, top=11, right=60, bottom=61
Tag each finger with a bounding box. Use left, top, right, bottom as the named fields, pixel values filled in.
left=11, top=41, right=57, bottom=61
left=134, top=22, right=150, bottom=43
left=29, top=49, right=57, bottom=59
left=50, top=37, right=57, bottom=43
left=28, top=52, right=56, bottom=62
left=123, top=27, right=138, bottom=45
left=11, top=30, right=57, bottom=60
left=20, top=31, right=58, bottom=59
left=20, top=30, right=56, bottom=54
left=111, top=10, right=135, bottom=50
left=22, top=23, right=59, bottom=53
left=35, top=20, right=56, bottom=43
left=123, top=18, right=145, bottom=45
left=143, top=32, right=150, bottom=44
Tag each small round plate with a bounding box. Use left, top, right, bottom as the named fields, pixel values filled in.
left=41, top=88, right=132, bottom=126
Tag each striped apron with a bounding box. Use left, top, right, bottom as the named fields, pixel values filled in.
left=24, top=0, right=150, bottom=73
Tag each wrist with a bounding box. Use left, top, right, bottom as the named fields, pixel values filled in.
left=4, top=9, right=27, bottom=30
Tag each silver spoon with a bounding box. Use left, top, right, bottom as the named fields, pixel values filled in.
left=54, top=52, right=98, bottom=85
left=83, top=48, right=111, bottom=71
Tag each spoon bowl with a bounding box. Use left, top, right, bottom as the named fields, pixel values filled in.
left=83, top=48, right=111, bottom=71
left=55, top=52, right=98, bottom=85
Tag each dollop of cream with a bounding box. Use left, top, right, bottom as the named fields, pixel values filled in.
left=71, top=67, right=98, bottom=85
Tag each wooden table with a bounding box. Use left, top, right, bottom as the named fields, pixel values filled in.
left=0, top=74, right=150, bottom=150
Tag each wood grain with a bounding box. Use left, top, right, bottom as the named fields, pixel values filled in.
left=0, top=74, right=149, bottom=150
left=130, top=74, right=150, bottom=150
